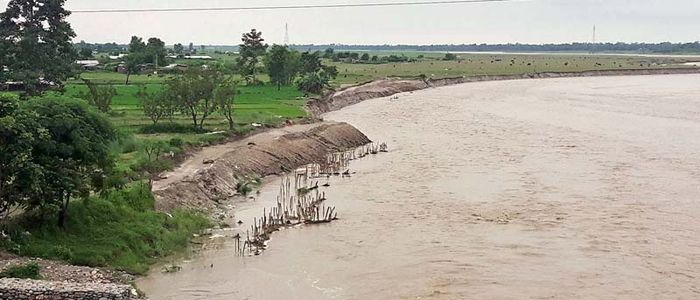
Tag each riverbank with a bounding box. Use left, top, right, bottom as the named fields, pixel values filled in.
left=152, top=122, right=371, bottom=213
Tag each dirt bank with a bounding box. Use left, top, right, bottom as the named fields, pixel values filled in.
left=153, top=122, right=371, bottom=212
left=307, top=67, right=700, bottom=116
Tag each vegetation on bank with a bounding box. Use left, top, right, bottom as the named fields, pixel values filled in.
left=0, top=262, right=41, bottom=280
left=0, top=184, right=209, bottom=274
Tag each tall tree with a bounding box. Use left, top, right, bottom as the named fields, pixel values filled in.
left=299, top=51, right=323, bottom=74
left=265, top=45, right=298, bottom=90
left=129, top=36, right=146, bottom=53
left=0, top=93, right=47, bottom=220
left=124, top=52, right=146, bottom=85
left=173, top=43, right=184, bottom=55
left=237, top=29, right=268, bottom=84
left=0, top=0, right=78, bottom=95
left=22, top=96, right=115, bottom=227
left=146, top=37, right=167, bottom=67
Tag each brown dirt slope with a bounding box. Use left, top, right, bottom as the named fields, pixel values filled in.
left=153, top=122, right=371, bottom=212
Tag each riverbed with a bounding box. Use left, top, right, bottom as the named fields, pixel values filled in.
left=138, top=74, right=700, bottom=299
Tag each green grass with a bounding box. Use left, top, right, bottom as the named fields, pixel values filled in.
left=0, top=183, right=210, bottom=274
left=0, top=262, right=41, bottom=280
left=328, top=53, right=695, bottom=85
left=62, top=80, right=306, bottom=135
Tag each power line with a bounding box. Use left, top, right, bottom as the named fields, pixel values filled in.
left=70, top=0, right=525, bottom=14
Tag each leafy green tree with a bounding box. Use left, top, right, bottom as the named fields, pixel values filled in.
left=79, top=48, right=94, bottom=59
left=237, top=29, right=268, bottom=84
left=137, top=86, right=173, bottom=125
left=146, top=38, right=167, bottom=67
left=129, top=36, right=146, bottom=53
left=124, top=52, right=147, bottom=85
left=299, top=51, right=323, bottom=74
left=323, top=48, right=334, bottom=59
left=173, top=43, right=184, bottom=55
left=0, top=94, right=47, bottom=219
left=361, top=53, right=370, bottom=61
left=296, top=66, right=337, bottom=95
left=0, top=0, right=77, bottom=95
left=444, top=53, right=458, bottom=61
left=166, top=68, right=223, bottom=130
left=22, top=96, right=116, bottom=227
left=215, top=80, right=237, bottom=130
left=265, top=45, right=298, bottom=90
left=80, top=79, right=116, bottom=113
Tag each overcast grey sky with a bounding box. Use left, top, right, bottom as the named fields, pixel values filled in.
left=8, top=0, right=700, bottom=45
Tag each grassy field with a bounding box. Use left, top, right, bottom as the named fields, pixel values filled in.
left=328, top=53, right=696, bottom=85
left=63, top=79, right=306, bottom=143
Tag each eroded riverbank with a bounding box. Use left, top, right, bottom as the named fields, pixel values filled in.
left=140, top=74, right=700, bottom=299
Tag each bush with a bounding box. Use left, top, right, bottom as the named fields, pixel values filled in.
left=0, top=263, right=41, bottom=279
left=168, top=138, right=184, bottom=149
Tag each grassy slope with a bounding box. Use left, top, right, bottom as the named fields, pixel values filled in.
left=2, top=184, right=209, bottom=274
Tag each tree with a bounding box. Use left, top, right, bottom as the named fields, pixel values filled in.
left=444, top=53, right=458, bottom=61
left=0, top=94, right=47, bottom=220
left=80, top=79, right=116, bottom=113
left=129, top=36, right=146, bottom=53
left=299, top=51, right=323, bottom=74
left=295, top=51, right=337, bottom=94
left=265, top=45, right=298, bottom=90
left=166, top=68, right=223, bottom=130
left=137, top=86, right=173, bottom=125
left=323, top=48, right=334, bottom=59
left=124, top=52, right=146, bottom=85
left=79, top=48, right=94, bottom=59
left=215, top=80, right=237, bottom=130
left=237, top=29, right=268, bottom=84
left=361, top=53, right=370, bottom=61
left=173, top=43, right=184, bottom=55
left=146, top=38, right=167, bottom=67
left=0, top=0, right=78, bottom=95
left=22, top=96, right=115, bottom=227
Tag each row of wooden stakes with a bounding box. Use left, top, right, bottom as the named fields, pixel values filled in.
left=234, top=142, right=387, bottom=256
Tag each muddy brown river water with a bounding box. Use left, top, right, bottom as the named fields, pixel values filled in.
left=138, top=74, right=700, bottom=299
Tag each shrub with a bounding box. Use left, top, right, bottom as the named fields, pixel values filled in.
left=0, top=263, right=41, bottom=279
left=168, top=138, right=184, bottom=149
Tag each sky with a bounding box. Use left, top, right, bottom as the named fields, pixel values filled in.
left=4, top=0, right=700, bottom=45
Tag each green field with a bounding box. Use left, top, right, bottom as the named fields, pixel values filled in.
left=328, top=53, right=695, bottom=85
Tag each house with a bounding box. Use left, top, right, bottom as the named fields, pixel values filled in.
left=161, top=64, right=188, bottom=71
left=76, top=60, right=100, bottom=70
left=109, top=54, right=127, bottom=60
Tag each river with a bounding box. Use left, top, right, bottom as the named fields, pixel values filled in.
left=138, top=74, right=700, bottom=299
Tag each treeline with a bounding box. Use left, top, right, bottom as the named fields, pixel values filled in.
left=293, top=42, right=700, bottom=54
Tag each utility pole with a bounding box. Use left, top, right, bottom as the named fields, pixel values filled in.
left=591, top=24, right=597, bottom=54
